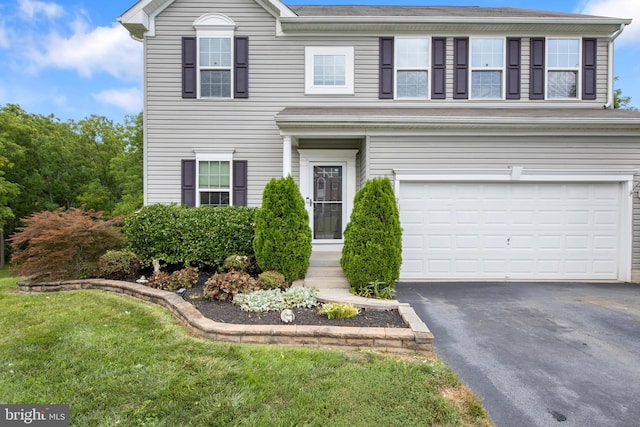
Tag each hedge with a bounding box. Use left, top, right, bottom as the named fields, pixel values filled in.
left=123, top=204, right=257, bottom=268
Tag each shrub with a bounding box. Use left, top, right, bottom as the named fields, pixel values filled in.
left=96, top=250, right=142, bottom=280
left=147, top=267, right=199, bottom=291
left=10, top=208, right=124, bottom=281
left=222, top=255, right=252, bottom=273
left=233, top=287, right=319, bottom=313
left=123, top=204, right=257, bottom=268
left=257, top=271, right=287, bottom=290
left=253, top=176, right=312, bottom=283
left=340, top=177, right=402, bottom=295
left=203, top=271, right=259, bottom=301
left=319, top=303, right=359, bottom=319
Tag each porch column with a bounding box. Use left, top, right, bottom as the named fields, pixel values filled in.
left=283, top=136, right=292, bottom=177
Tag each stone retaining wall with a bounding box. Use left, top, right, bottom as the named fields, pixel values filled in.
left=18, top=279, right=433, bottom=355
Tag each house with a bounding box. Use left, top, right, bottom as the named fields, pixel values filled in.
left=119, top=1, right=640, bottom=282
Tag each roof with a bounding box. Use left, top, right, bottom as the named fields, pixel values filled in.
left=289, top=6, right=608, bottom=20
left=275, top=107, right=640, bottom=134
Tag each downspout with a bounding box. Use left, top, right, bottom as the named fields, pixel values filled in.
left=606, top=23, right=627, bottom=109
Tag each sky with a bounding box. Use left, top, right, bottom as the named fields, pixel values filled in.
left=0, top=0, right=638, bottom=124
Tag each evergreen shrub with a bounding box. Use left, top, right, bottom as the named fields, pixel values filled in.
left=253, top=176, right=312, bottom=283
left=123, top=204, right=257, bottom=268
left=96, top=250, right=142, bottom=280
left=340, top=177, right=402, bottom=295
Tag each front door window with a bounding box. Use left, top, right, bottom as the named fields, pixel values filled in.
left=313, top=165, right=343, bottom=239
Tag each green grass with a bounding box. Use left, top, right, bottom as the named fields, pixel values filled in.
left=0, top=267, right=490, bottom=426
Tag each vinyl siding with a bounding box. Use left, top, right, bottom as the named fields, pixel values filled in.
left=144, top=0, right=614, bottom=205
left=367, top=135, right=640, bottom=269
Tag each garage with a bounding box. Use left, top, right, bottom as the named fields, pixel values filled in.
left=398, top=178, right=629, bottom=280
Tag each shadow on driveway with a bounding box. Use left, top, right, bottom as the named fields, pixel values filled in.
left=396, top=281, right=640, bottom=427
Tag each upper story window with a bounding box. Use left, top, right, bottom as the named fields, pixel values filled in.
left=547, top=38, right=580, bottom=99
left=199, top=37, right=232, bottom=98
left=305, top=46, right=354, bottom=95
left=470, top=38, right=504, bottom=99
left=395, top=37, right=430, bottom=99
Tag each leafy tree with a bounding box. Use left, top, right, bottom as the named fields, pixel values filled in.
left=111, top=112, right=144, bottom=215
left=614, top=77, right=638, bottom=111
left=253, top=176, right=312, bottom=283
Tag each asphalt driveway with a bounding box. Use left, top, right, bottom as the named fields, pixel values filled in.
left=396, top=281, right=640, bottom=427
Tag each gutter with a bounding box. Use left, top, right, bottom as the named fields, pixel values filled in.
left=606, top=23, right=628, bottom=109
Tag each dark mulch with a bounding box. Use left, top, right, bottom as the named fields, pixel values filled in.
left=180, top=276, right=408, bottom=328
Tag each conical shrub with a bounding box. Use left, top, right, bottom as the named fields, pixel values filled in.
left=340, top=177, right=402, bottom=292
left=253, top=176, right=312, bottom=283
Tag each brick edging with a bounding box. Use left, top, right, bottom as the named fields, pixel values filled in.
left=17, top=279, right=433, bottom=354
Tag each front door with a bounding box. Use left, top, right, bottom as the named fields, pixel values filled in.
left=311, top=164, right=345, bottom=241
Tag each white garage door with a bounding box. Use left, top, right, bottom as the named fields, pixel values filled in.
left=399, top=182, right=621, bottom=280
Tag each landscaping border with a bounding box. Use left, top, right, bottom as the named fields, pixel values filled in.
left=17, top=279, right=433, bottom=355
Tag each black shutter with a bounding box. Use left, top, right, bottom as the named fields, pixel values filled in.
left=431, top=37, right=446, bottom=99
left=379, top=37, right=394, bottom=99
left=506, top=38, right=521, bottom=100
left=233, top=160, right=248, bottom=207
left=582, top=38, right=597, bottom=100
left=453, top=38, right=468, bottom=99
left=182, top=37, right=197, bottom=99
left=530, top=38, right=545, bottom=100
left=234, top=36, right=249, bottom=98
left=181, top=159, right=196, bottom=207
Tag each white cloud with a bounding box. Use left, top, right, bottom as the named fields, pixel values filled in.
left=577, top=0, right=640, bottom=46
left=93, top=87, right=143, bottom=113
left=30, top=22, right=143, bottom=81
left=18, top=0, right=63, bottom=20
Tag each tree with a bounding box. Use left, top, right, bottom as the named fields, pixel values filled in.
left=613, top=77, right=638, bottom=111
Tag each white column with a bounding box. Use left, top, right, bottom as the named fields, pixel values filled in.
left=282, top=136, right=292, bottom=177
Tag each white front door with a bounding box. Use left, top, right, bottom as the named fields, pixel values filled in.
left=310, top=163, right=345, bottom=241
left=297, top=149, right=359, bottom=249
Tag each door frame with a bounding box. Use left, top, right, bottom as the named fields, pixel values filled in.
left=298, top=149, right=358, bottom=250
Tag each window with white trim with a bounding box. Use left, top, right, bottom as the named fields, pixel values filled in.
left=197, top=155, right=232, bottom=207
left=470, top=38, right=504, bottom=99
left=396, top=37, right=430, bottom=98
left=305, top=46, right=354, bottom=95
left=193, top=14, right=236, bottom=99
left=547, top=38, right=580, bottom=99
left=199, top=37, right=232, bottom=98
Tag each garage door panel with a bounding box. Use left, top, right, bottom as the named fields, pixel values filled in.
left=399, top=182, right=621, bottom=280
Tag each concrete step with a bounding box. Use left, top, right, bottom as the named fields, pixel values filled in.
left=305, top=266, right=344, bottom=278
left=309, top=251, right=341, bottom=268
left=303, top=276, right=349, bottom=289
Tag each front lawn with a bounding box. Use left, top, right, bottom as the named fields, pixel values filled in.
left=0, top=268, right=490, bottom=426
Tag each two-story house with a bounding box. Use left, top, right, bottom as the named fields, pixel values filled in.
left=119, top=0, right=640, bottom=282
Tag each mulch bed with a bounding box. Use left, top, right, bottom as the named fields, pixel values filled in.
left=180, top=276, right=408, bottom=328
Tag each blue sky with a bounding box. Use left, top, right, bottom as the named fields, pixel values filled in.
left=0, top=0, right=638, bottom=124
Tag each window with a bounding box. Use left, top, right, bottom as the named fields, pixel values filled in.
left=396, top=37, right=429, bottom=98
left=197, top=156, right=232, bottom=207
left=470, top=38, right=504, bottom=99
left=305, top=47, right=354, bottom=94
left=547, top=38, right=580, bottom=99
left=199, top=37, right=232, bottom=98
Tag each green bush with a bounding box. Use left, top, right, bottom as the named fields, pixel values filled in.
left=123, top=204, right=257, bottom=268
left=96, top=250, right=142, bottom=280
left=340, top=177, right=402, bottom=295
left=203, top=271, right=259, bottom=301
left=222, top=255, right=252, bottom=273
left=257, top=270, right=287, bottom=290
left=319, top=303, right=359, bottom=319
left=253, top=176, right=312, bottom=283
